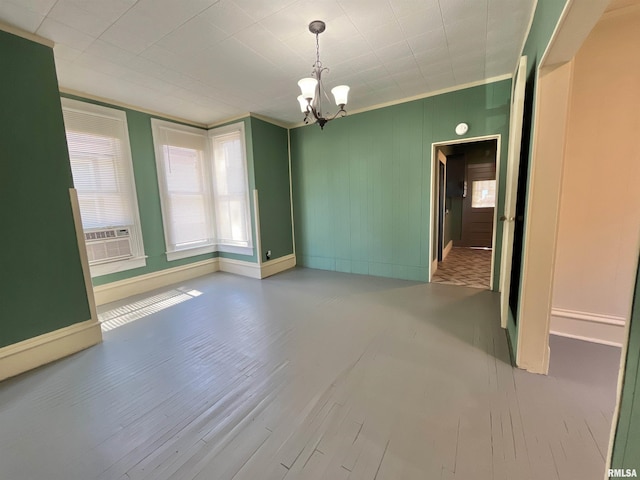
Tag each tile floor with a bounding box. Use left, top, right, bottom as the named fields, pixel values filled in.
left=432, top=247, right=492, bottom=289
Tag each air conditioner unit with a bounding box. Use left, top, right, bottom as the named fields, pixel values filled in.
left=84, top=227, right=133, bottom=265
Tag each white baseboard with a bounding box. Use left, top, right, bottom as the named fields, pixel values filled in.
left=94, top=258, right=220, bottom=306
left=93, top=254, right=297, bottom=306
left=260, top=254, right=296, bottom=278
left=218, top=254, right=296, bottom=279
left=218, top=256, right=261, bottom=279
left=0, top=320, right=102, bottom=381
left=550, top=308, right=626, bottom=347
left=443, top=240, right=453, bottom=260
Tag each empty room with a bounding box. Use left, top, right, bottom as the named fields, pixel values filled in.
left=1, top=1, right=639, bottom=479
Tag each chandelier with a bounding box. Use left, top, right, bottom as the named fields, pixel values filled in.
left=297, top=20, right=350, bottom=130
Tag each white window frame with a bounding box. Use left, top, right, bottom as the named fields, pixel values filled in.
left=209, top=122, right=253, bottom=256
left=61, top=98, right=146, bottom=278
left=151, top=119, right=215, bottom=262
left=151, top=120, right=254, bottom=261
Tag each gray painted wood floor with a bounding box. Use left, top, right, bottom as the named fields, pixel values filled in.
left=0, top=268, right=621, bottom=480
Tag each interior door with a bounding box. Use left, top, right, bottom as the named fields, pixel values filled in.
left=499, top=56, right=527, bottom=328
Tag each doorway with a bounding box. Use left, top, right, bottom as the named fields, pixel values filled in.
left=430, top=137, right=499, bottom=290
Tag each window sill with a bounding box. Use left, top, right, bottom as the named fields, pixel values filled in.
left=90, top=256, right=147, bottom=278
left=217, top=244, right=254, bottom=256
left=166, top=245, right=216, bottom=262
left=165, top=244, right=253, bottom=261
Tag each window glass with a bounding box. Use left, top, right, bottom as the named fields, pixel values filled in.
left=62, top=98, right=145, bottom=275
left=471, top=180, right=496, bottom=208
left=210, top=126, right=252, bottom=248
left=152, top=119, right=252, bottom=260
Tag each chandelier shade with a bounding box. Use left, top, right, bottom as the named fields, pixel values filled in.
left=298, top=78, right=318, bottom=101
left=331, top=85, right=350, bottom=106
left=296, top=20, right=349, bottom=129
left=297, top=95, right=308, bottom=112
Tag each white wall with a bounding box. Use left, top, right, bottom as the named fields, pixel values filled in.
left=551, top=5, right=640, bottom=346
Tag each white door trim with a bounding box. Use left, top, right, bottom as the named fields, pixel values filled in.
left=431, top=151, right=447, bottom=276
left=513, top=0, right=611, bottom=375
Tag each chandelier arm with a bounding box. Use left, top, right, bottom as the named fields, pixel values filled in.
left=308, top=104, right=322, bottom=123
left=323, top=106, right=348, bottom=124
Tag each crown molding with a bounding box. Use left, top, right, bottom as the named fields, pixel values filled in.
left=248, top=112, right=292, bottom=129
left=0, top=21, right=53, bottom=48
left=207, top=113, right=251, bottom=129
left=59, top=88, right=208, bottom=128
left=290, top=74, right=513, bottom=129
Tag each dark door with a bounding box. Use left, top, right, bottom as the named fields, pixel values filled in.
left=459, top=162, right=496, bottom=247
left=437, top=161, right=446, bottom=261
left=509, top=69, right=536, bottom=325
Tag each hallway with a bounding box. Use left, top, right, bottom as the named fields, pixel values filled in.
left=432, top=247, right=492, bottom=289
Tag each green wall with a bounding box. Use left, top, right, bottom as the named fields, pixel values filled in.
left=250, top=117, right=294, bottom=262
left=59, top=97, right=295, bottom=284
left=62, top=94, right=284, bottom=285
left=611, top=258, right=640, bottom=472
left=507, top=0, right=569, bottom=353
left=63, top=94, right=225, bottom=286
left=0, top=31, right=90, bottom=348
left=290, top=80, right=511, bottom=285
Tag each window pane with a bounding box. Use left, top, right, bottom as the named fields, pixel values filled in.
left=211, top=124, right=252, bottom=247
left=63, top=105, right=138, bottom=233
left=151, top=120, right=214, bottom=253
left=62, top=98, right=145, bottom=272
left=471, top=180, right=496, bottom=208
left=168, top=194, right=209, bottom=246
left=164, top=146, right=204, bottom=193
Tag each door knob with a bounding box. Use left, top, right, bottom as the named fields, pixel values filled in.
left=499, top=215, right=515, bottom=222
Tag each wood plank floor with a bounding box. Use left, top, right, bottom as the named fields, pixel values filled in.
left=0, top=268, right=620, bottom=480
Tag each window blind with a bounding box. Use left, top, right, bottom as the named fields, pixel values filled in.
left=152, top=121, right=214, bottom=253
left=211, top=126, right=252, bottom=247
left=62, top=98, right=145, bottom=276
left=63, top=105, right=137, bottom=230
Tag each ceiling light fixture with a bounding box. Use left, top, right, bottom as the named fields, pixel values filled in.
left=297, top=20, right=350, bottom=130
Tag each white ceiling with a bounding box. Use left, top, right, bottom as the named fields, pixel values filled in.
left=0, top=0, right=535, bottom=126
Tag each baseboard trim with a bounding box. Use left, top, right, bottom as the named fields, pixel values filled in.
left=94, top=258, right=220, bottom=305
left=260, top=254, right=296, bottom=278
left=550, top=308, right=626, bottom=347
left=93, top=254, right=297, bottom=306
left=443, top=240, right=453, bottom=260
left=218, top=257, right=261, bottom=279
left=0, top=320, right=102, bottom=381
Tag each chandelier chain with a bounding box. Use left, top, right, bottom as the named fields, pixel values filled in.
left=315, top=33, right=321, bottom=68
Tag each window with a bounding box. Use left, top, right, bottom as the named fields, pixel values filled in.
left=62, top=98, right=145, bottom=277
left=152, top=120, right=253, bottom=260
left=210, top=123, right=252, bottom=253
left=151, top=120, right=214, bottom=260
left=471, top=180, right=496, bottom=208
